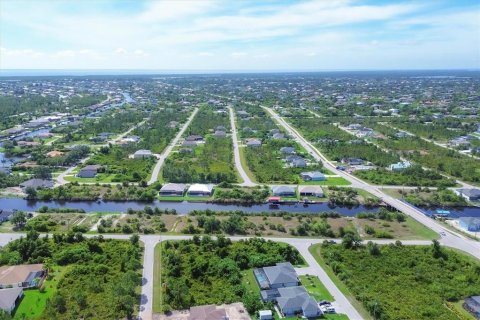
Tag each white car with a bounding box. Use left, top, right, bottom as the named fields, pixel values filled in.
left=321, top=305, right=336, bottom=314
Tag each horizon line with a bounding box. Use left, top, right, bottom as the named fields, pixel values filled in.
left=1, top=68, right=479, bottom=77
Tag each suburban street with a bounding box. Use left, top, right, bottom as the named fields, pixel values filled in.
left=264, top=107, right=480, bottom=261
left=0, top=232, right=450, bottom=320
left=228, top=106, right=256, bottom=186
left=147, top=108, right=198, bottom=185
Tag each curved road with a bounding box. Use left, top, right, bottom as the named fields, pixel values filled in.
left=147, top=108, right=198, bottom=185
left=228, top=107, right=255, bottom=186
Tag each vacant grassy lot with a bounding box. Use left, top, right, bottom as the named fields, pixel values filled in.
left=299, top=275, right=334, bottom=301
left=312, top=243, right=480, bottom=320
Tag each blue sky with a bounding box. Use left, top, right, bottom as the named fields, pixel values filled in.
left=1, top=0, right=479, bottom=70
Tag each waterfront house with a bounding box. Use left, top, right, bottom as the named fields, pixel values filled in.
left=271, top=186, right=296, bottom=197
left=159, top=183, right=186, bottom=196
left=459, top=217, right=480, bottom=232
left=187, top=184, right=215, bottom=196
left=19, top=179, right=54, bottom=189
left=298, top=185, right=324, bottom=197
left=454, top=188, right=480, bottom=201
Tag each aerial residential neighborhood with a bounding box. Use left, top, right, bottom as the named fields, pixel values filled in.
left=1, top=0, right=480, bottom=320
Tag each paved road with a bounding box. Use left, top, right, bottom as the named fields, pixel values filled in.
left=0, top=231, right=451, bottom=320
left=228, top=107, right=255, bottom=186
left=147, top=108, right=198, bottom=185
left=264, top=107, right=480, bottom=261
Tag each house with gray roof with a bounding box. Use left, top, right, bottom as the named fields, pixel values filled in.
left=459, top=217, right=480, bottom=232
left=257, top=262, right=299, bottom=289
left=298, top=185, right=324, bottom=197
left=245, top=138, right=262, bottom=147
left=280, top=147, right=295, bottom=154
left=77, top=165, right=102, bottom=178
left=0, top=287, right=23, bottom=314
left=271, top=186, right=296, bottom=197
left=133, top=149, right=153, bottom=159
left=300, top=171, right=326, bottom=181
left=464, top=296, right=480, bottom=319
left=19, top=179, right=54, bottom=190
left=159, top=183, right=186, bottom=196
left=276, top=286, right=321, bottom=318
left=0, top=209, right=15, bottom=223
left=454, top=188, right=480, bottom=201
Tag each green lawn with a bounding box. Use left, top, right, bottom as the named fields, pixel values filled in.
left=299, top=275, right=334, bottom=301
left=238, top=145, right=258, bottom=183
left=449, top=300, right=476, bottom=320
left=13, top=266, right=67, bottom=319
left=403, top=216, right=439, bottom=240
left=153, top=243, right=163, bottom=313
left=300, top=177, right=351, bottom=186
left=241, top=269, right=260, bottom=296
left=309, top=245, right=373, bottom=320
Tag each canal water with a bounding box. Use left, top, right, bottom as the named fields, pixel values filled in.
left=418, top=206, right=480, bottom=218
left=0, top=198, right=381, bottom=216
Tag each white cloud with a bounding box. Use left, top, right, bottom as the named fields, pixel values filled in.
left=1, top=1, right=478, bottom=69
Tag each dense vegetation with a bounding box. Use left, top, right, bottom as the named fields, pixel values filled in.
left=0, top=171, right=27, bottom=188
left=245, top=139, right=324, bottom=183
left=85, top=145, right=156, bottom=182
left=132, top=108, right=188, bottom=153
left=289, top=117, right=400, bottom=167
left=373, top=125, right=480, bottom=183
left=185, top=104, right=229, bottom=136
left=391, top=118, right=476, bottom=142
left=0, top=94, right=106, bottom=131
left=161, top=237, right=303, bottom=314
left=399, top=188, right=468, bottom=207
left=35, top=182, right=161, bottom=201
left=0, top=231, right=142, bottom=319
left=317, top=241, right=480, bottom=320
left=354, top=166, right=457, bottom=187
left=163, top=136, right=237, bottom=183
